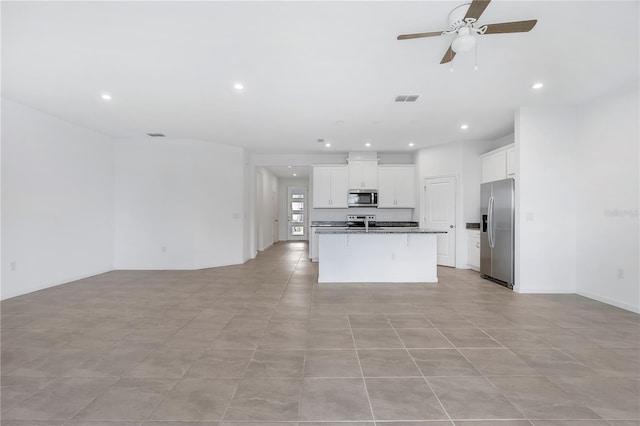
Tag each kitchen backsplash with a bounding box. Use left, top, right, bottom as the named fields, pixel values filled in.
left=311, top=208, right=415, bottom=222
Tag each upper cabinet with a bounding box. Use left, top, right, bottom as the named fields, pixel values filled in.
left=377, top=165, right=416, bottom=208
left=312, top=165, right=348, bottom=208
left=481, top=144, right=515, bottom=183
left=348, top=160, right=378, bottom=189
left=506, top=147, right=516, bottom=178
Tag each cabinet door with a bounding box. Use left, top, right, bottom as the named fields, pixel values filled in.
left=506, top=148, right=516, bottom=177
left=482, top=151, right=507, bottom=183
left=393, top=166, right=416, bottom=208
left=312, top=167, right=332, bottom=208
left=348, top=161, right=364, bottom=189
left=310, top=227, right=319, bottom=261
left=377, top=167, right=397, bottom=208
left=329, top=166, right=348, bottom=208
left=362, top=162, right=378, bottom=189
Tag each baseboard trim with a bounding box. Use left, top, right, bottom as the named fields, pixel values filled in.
left=1, top=268, right=114, bottom=301
left=513, top=287, right=575, bottom=294
left=577, top=290, right=640, bottom=314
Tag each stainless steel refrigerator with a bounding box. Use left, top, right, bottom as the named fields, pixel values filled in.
left=481, top=178, right=515, bottom=289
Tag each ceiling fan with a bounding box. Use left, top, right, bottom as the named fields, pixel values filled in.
left=397, top=0, right=537, bottom=64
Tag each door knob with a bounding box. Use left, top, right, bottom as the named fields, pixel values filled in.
left=449, top=225, right=455, bottom=228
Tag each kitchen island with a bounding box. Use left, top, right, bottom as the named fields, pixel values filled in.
left=316, top=228, right=446, bottom=283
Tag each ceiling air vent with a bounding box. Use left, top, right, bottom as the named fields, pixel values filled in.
left=147, top=133, right=166, bottom=137
left=395, top=95, right=420, bottom=102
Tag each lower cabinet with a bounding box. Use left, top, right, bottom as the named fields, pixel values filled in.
left=310, top=227, right=318, bottom=261
left=467, top=230, right=480, bottom=271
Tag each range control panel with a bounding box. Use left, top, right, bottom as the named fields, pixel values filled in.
left=346, top=215, right=376, bottom=222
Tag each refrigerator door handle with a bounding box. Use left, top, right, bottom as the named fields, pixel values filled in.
left=488, top=196, right=495, bottom=248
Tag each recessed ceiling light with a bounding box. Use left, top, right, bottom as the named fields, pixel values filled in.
left=409, top=143, right=415, bottom=147
left=101, top=93, right=112, bottom=100
left=325, top=143, right=331, bottom=148
left=365, top=142, right=371, bottom=147
left=293, top=173, right=297, bottom=177
left=233, top=83, right=244, bottom=90
left=532, top=82, right=544, bottom=90
left=287, top=165, right=292, bottom=168
left=460, top=124, right=469, bottom=130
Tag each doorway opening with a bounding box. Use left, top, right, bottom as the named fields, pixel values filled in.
left=287, top=186, right=307, bottom=240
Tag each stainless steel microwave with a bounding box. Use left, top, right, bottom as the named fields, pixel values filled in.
left=347, top=190, right=378, bottom=207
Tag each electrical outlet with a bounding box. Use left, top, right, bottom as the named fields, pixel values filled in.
left=617, top=268, right=624, bottom=279
left=10, top=261, right=17, bottom=271
left=162, top=246, right=167, bottom=253
left=233, top=213, right=240, bottom=219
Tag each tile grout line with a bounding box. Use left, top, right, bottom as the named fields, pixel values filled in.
left=294, top=245, right=312, bottom=422
left=386, top=314, right=454, bottom=424
left=432, top=326, right=531, bottom=422
left=222, top=243, right=305, bottom=422
left=347, top=314, right=377, bottom=423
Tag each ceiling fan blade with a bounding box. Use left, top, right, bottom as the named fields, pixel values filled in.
left=397, top=31, right=443, bottom=40
left=464, top=0, right=491, bottom=21
left=482, top=19, right=537, bottom=34
left=440, top=45, right=456, bottom=64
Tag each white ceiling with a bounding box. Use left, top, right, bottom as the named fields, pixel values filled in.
left=264, top=166, right=310, bottom=180
left=2, top=1, right=638, bottom=154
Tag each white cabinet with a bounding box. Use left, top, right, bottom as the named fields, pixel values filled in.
left=481, top=144, right=515, bottom=183
left=348, top=160, right=378, bottom=189
left=482, top=150, right=507, bottom=183
left=377, top=166, right=416, bottom=208
left=313, top=166, right=348, bottom=208
left=467, top=230, right=480, bottom=271
left=310, top=227, right=318, bottom=261
left=506, top=147, right=516, bottom=177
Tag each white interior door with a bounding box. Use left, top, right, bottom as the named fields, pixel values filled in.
left=272, top=191, right=278, bottom=243
left=287, top=186, right=307, bottom=240
left=256, top=171, right=264, bottom=251
left=424, top=176, right=456, bottom=267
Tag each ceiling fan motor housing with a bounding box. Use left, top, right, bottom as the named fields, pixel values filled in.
left=447, top=3, right=472, bottom=31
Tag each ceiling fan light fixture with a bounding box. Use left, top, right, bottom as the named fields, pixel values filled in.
left=451, top=33, right=476, bottom=53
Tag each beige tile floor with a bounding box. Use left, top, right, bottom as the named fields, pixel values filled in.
left=1, top=241, right=639, bottom=425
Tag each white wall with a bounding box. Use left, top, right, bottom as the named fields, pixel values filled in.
left=242, top=150, right=252, bottom=262
left=1, top=99, right=115, bottom=299
left=255, top=167, right=278, bottom=251
left=114, top=137, right=244, bottom=269
left=416, top=138, right=509, bottom=268
left=515, top=108, right=578, bottom=293
left=462, top=135, right=513, bottom=226
left=575, top=86, right=639, bottom=312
